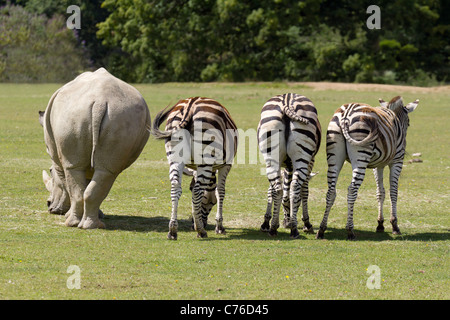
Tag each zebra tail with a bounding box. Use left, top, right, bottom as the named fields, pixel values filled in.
left=340, top=118, right=378, bottom=146
left=183, top=167, right=195, bottom=176
left=283, top=105, right=310, bottom=124
left=151, top=104, right=176, bottom=140
left=91, top=102, right=108, bottom=168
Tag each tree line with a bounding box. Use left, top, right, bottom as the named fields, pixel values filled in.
left=1, top=0, right=448, bottom=84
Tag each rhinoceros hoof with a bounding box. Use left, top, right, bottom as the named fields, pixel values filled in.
left=65, top=215, right=81, bottom=228
left=78, top=217, right=105, bottom=229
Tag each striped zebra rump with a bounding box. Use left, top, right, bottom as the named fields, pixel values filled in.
left=152, top=96, right=238, bottom=168
left=318, top=96, right=419, bottom=240
left=152, top=97, right=238, bottom=240
left=257, top=93, right=321, bottom=239
left=334, top=103, right=400, bottom=168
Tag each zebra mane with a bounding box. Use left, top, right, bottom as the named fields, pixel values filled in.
left=378, top=96, right=403, bottom=113
left=388, top=96, right=404, bottom=113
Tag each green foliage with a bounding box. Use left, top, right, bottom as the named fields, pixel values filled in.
left=0, top=4, right=88, bottom=82
left=95, top=0, right=448, bottom=84
left=1, top=0, right=448, bottom=84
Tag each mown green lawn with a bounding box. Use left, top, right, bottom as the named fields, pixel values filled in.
left=0, top=82, right=448, bottom=300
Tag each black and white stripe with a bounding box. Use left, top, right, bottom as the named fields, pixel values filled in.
left=257, top=93, right=322, bottom=238
left=152, top=97, right=238, bottom=240
left=316, top=96, right=419, bottom=240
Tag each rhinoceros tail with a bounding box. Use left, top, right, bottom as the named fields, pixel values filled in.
left=151, top=103, right=177, bottom=140
left=91, top=102, right=108, bottom=168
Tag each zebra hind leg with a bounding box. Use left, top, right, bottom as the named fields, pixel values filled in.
left=300, top=179, right=314, bottom=234
left=191, top=167, right=213, bottom=239
left=268, top=182, right=282, bottom=237
left=260, top=184, right=273, bottom=232
left=317, top=165, right=342, bottom=239
left=346, top=164, right=369, bottom=240
left=214, top=165, right=231, bottom=235
left=282, top=167, right=293, bottom=229
left=288, top=169, right=309, bottom=239
left=373, top=167, right=386, bottom=233
left=263, top=178, right=282, bottom=237
left=300, top=160, right=316, bottom=234
left=389, top=163, right=403, bottom=235
left=168, top=162, right=184, bottom=240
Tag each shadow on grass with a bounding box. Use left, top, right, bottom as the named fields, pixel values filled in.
left=103, top=214, right=449, bottom=242
left=313, top=227, right=449, bottom=242
left=103, top=214, right=189, bottom=233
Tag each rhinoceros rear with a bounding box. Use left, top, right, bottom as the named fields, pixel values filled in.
left=41, top=68, right=150, bottom=229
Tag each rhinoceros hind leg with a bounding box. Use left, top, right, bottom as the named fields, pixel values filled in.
left=64, top=169, right=87, bottom=228
left=78, top=169, right=117, bottom=229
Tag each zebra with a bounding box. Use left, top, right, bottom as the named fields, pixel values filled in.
left=152, top=97, right=238, bottom=240
left=316, top=96, right=419, bottom=240
left=258, top=93, right=322, bottom=239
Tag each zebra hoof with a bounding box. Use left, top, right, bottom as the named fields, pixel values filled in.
left=197, top=230, right=208, bottom=238
left=268, top=228, right=278, bottom=237
left=283, top=218, right=293, bottom=229
left=390, top=219, right=401, bottom=235
left=167, top=232, right=177, bottom=240
left=376, top=220, right=385, bottom=232
left=392, top=223, right=401, bottom=235
left=303, top=224, right=314, bottom=234
left=215, top=226, right=226, bottom=235
left=290, top=228, right=300, bottom=239
left=347, top=231, right=356, bottom=241
left=316, top=227, right=326, bottom=239
left=260, top=220, right=270, bottom=232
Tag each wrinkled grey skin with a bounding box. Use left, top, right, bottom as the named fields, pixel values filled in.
left=42, top=168, right=103, bottom=218
left=40, top=68, right=150, bottom=229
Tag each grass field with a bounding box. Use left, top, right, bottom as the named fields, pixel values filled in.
left=0, top=81, right=448, bottom=300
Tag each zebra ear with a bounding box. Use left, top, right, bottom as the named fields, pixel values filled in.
left=379, top=98, right=388, bottom=108
left=404, top=99, right=419, bottom=113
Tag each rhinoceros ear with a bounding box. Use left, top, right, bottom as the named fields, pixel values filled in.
left=39, top=111, right=45, bottom=127
left=42, top=170, right=52, bottom=191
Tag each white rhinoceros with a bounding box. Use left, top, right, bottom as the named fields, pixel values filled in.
left=39, top=68, right=151, bottom=229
